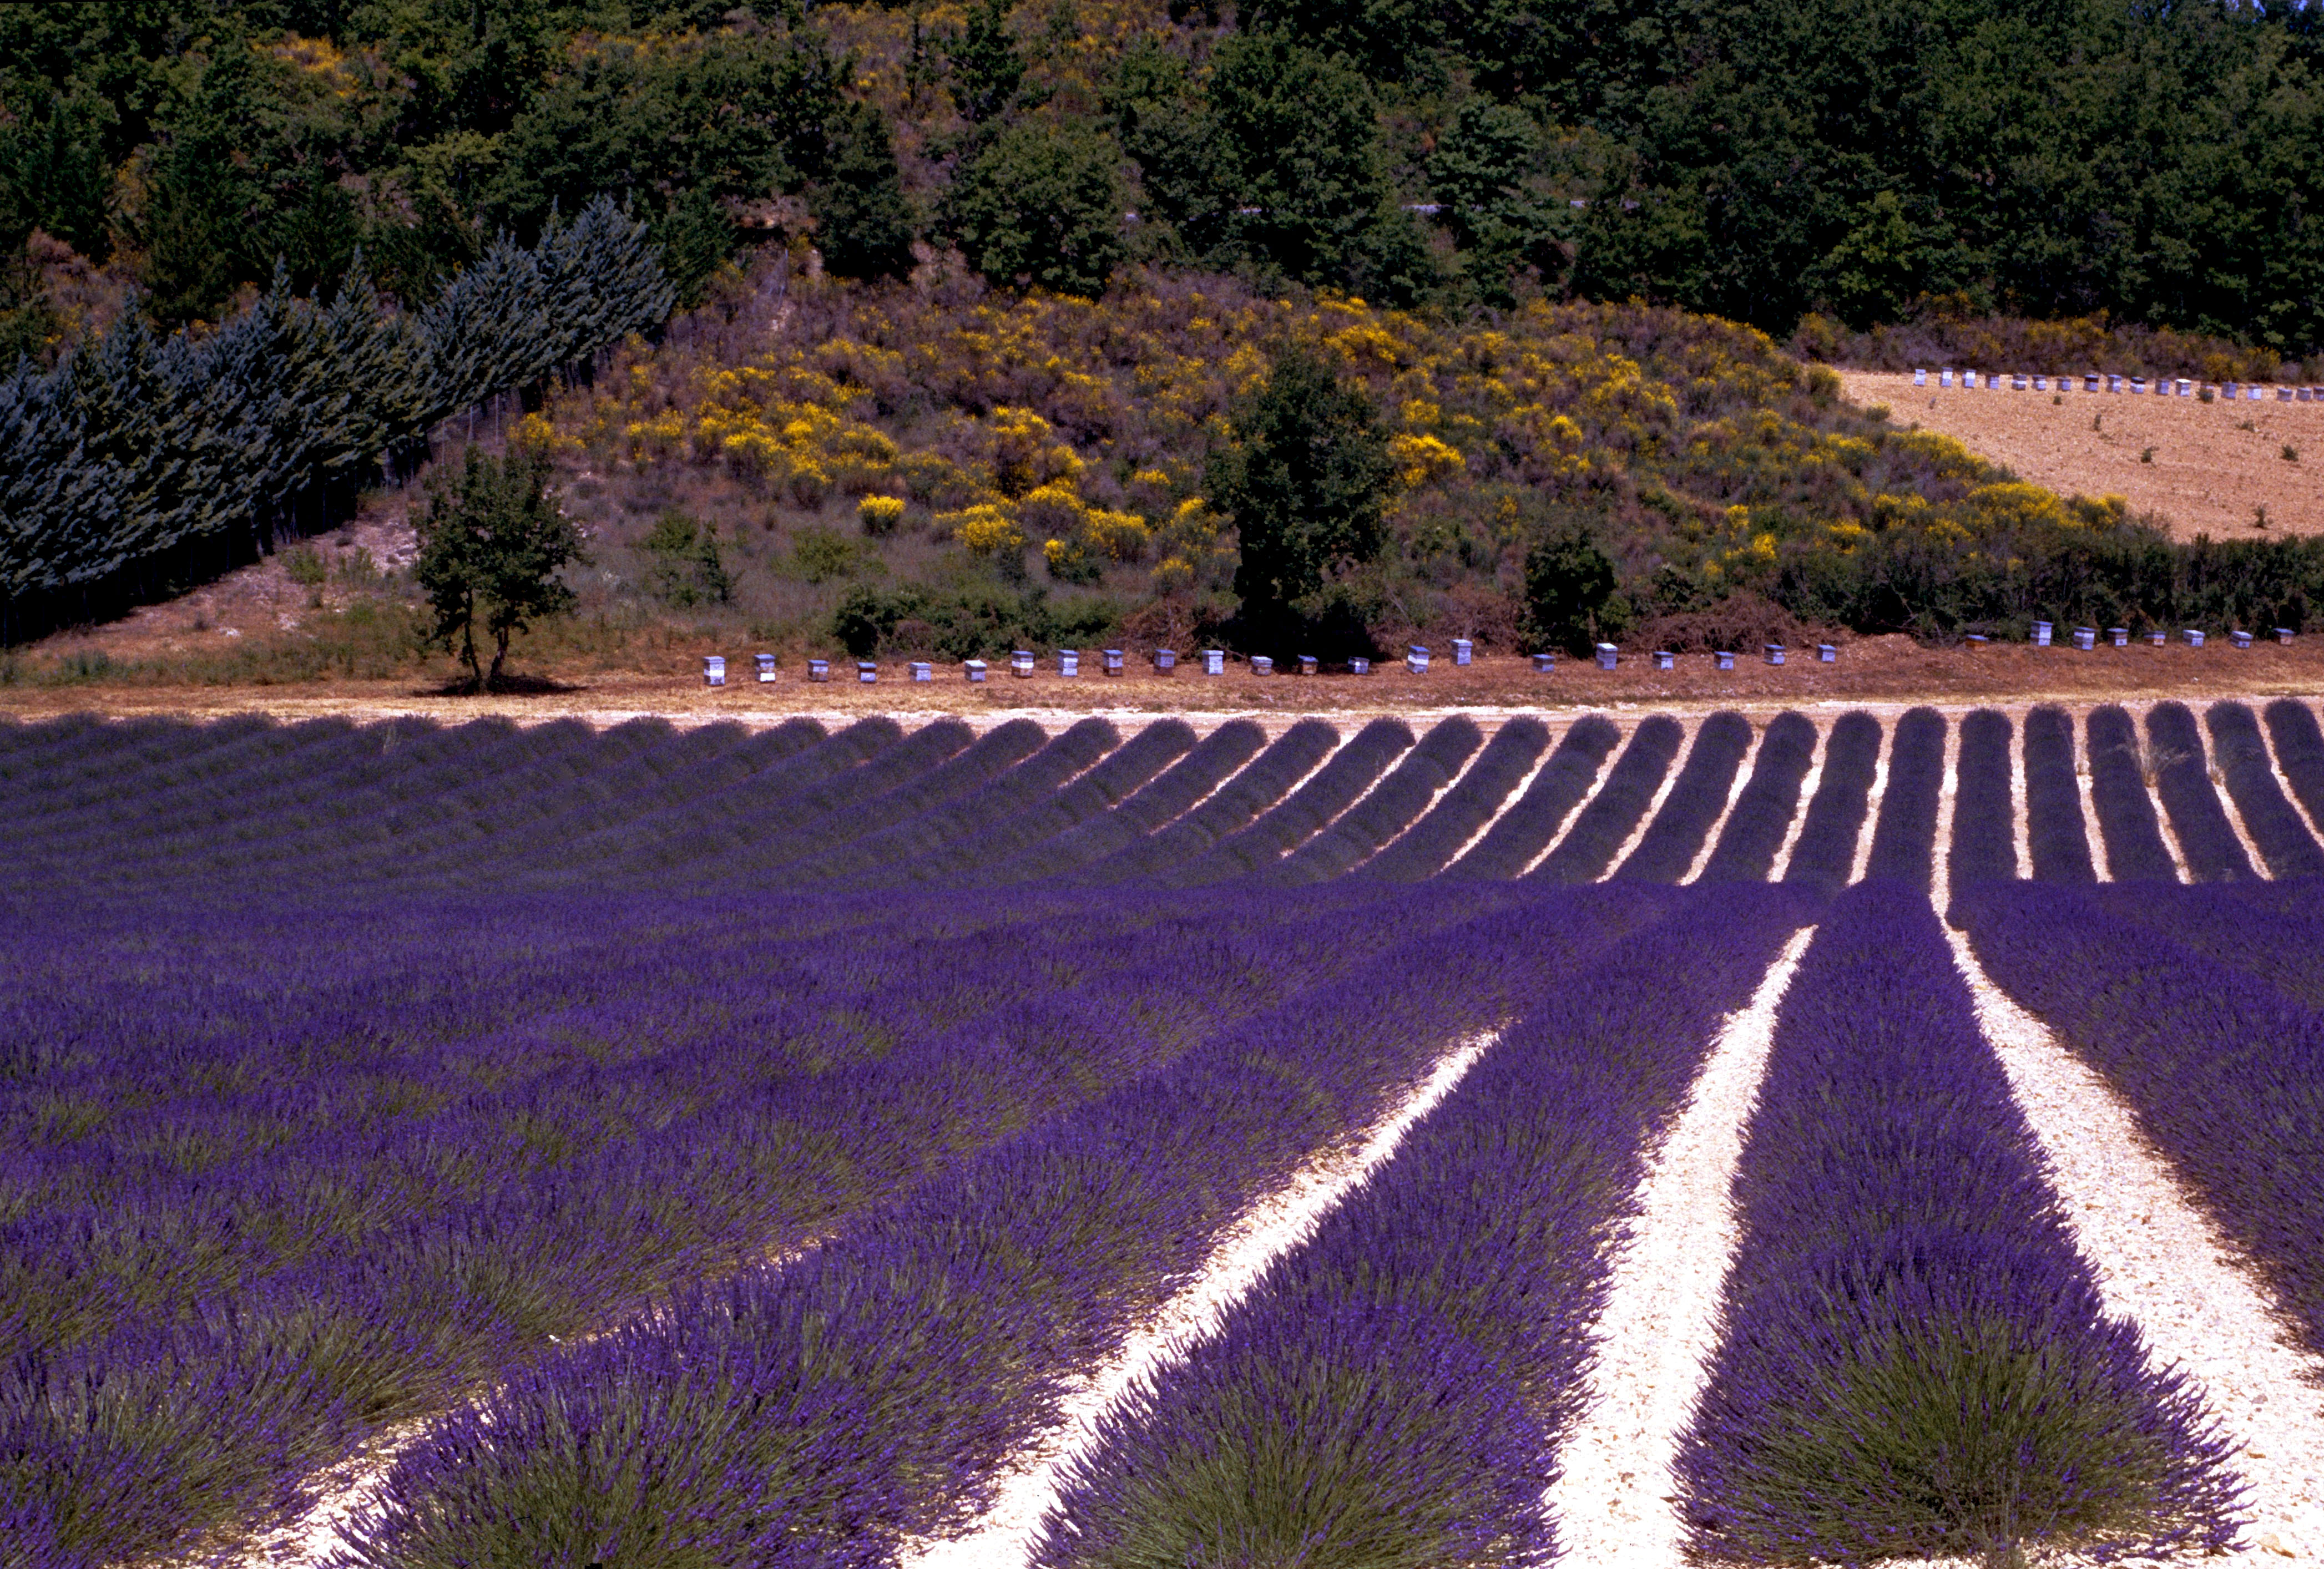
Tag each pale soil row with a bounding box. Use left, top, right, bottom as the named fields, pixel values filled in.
left=2012, top=710, right=2034, bottom=879
left=1934, top=711, right=1965, bottom=898
left=1946, top=929, right=2324, bottom=1565
left=2269, top=736, right=2324, bottom=849
left=2078, top=728, right=2116, bottom=880
left=1848, top=716, right=1894, bottom=884
left=898, top=1031, right=1497, bottom=1569
left=1763, top=722, right=1827, bottom=883
left=2212, top=755, right=2275, bottom=878
left=1683, top=718, right=1765, bottom=884
left=1605, top=724, right=1693, bottom=874
left=2152, top=770, right=2199, bottom=882
left=1439, top=723, right=1565, bottom=868
left=1543, top=928, right=1817, bottom=1568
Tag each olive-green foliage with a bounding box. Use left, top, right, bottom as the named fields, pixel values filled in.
left=1209, top=348, right=1394, bottom=647
left=1775, top=523, right=2324, bottom=641
left=830, top=580, right=1114, bottom=660
left=813, top=102, right=915, bottom=281
left=1523, top=510, right=1632, bottom=657
left=416, top=444, right=585, bottom=690
left=1704, top=1314, right=2206, bottom=1565
left=1113, top=29, right=1432, bottom=303
left=944, top=120, right=1126, bottom=298
left=639, top=510, right=734, bottom=607
left=948, top=0, right=1027, bottom=125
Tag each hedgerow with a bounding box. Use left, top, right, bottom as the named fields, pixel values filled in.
left=1862, top=706, right=1946, bottom=890
left=2086, top=705, right=2180, bottom=882
left=2022, top=705, right=2097, bottom=884
left=1949, top=708, right=2018, bottom=894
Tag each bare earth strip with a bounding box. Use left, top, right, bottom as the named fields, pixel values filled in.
left=898, top=1031, right=1496, bottom=1569
left=1946, top=928, right=2324, bottom=1565
left=1838, top=370, right=2324, bottom=539
left=1543, top=928, right=1816, bottom=1568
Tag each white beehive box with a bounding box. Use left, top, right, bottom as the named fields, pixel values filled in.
left=703, top=655, right=725, bottom=687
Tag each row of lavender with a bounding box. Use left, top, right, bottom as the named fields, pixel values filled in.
left=4, top=879, right=1532, bottom=1566
left=1034, top=887, right=2241, bottom=1569
left=302, top=889, right=2278, bottom=1565
left=338, top=884, right=1676, bottom=1567
left=1959, top=880, right=2324, bottom=1358
left=1680, top=887, right=2237, bottom=1562
left=9, top=698, right=2324, bottom=898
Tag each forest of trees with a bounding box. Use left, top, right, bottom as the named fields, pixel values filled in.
left=3, top=0, right=2322, bottom=653
left=3, top=0, right=2321, bottom=364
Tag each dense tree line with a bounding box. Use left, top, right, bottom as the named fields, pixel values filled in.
left=0, top=196, right=669, bottom=640
left=3, top=1, right=2317, bottom=357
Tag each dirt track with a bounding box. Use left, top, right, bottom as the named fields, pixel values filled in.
left=1840, top=369, right=2324, bottom=538
left=7, top=637, right=2322, bottom=730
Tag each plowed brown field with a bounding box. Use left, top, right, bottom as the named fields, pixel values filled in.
left=1838, top=369, right=2324, bottom=539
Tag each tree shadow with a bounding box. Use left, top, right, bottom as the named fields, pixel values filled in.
left=415, top=671, right=590, bottom=697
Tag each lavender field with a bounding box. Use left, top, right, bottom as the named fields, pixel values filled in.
left=5, top=701, right=2324, bottom=1568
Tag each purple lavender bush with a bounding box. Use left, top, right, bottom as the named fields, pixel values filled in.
left=2085, top=705, right=2178, bottom=880
left=1032, top=888, right=1815, bottom=1569
left=1780, top=710, right=1880, bottom=892
left=2144, top=702, right=2253, bottom=881
left=2205, top=702, right=2324, bottom=878
left=1962, top=880, right=2324, bottom=1358
left=1439, top=715, right=1617, bottom=879
left=2022, top=705, right=2096, bottom=883
left=1531, top=715, right=1682, bottom=883
left=1362, top=715, right=1548, bottom=880
left=1613, top=711, right=1752, bottom=882
left=1860, top=706, right=1944, bottom=890
left=1679, top=883, right=2242, bottom=1565
left=1696, top=711, right=1816, bottom=883
left=337, top=887, right=1668, bottom=1569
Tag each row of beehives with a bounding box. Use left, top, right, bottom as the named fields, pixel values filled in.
left=699, top=644, right=1478, bottom=686
left=694, top=640, right=1854, bottom=686
left=696, top=624, right=2302, bottom=686
left=1912, top=367, right=2323, bottom=401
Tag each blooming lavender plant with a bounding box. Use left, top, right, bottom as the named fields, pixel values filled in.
left=1531, top=715, right=1683, bottom=883
left=2204, top=703, right=2324, bottom=878
left=1680, top=884, right=2242, bottom=1564
left=2085, top=705, right=2178, bottom=880
left=2144, top=701, right=2255, bottom=882
left=1033, top=887, right=1815, bottom=1569
left=1613, top=711, right=1752, bottom=882
left=1861, top=706, right=1945, bottom=889
left=337, top=887, right=1666, bottom=1568
left=1962, top=880, right=2324, bottom=1357
left=1439, top=715, right=1618, bottom=879
left=1277, top=717, right=1482, bottom=883
left=1362, top=716, right=1549, bottom=881
left=1696, top=711, right=1817, bottom=883
left=1780, top=710, right=1880, bottom=892
left=2022, top=705, right=2096, bottom=883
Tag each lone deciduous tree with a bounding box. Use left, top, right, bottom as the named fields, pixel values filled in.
left=415, top=442, right=584, bottom=691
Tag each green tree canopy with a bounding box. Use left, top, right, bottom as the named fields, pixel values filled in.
left=813, top=100, right=915, bottom=280
left=1210, top=346, right=1393, bottom=647
left=415, top=441, right=585, bottom=691
left=1522, top=508, right=1631, bottom=657
left=944, top=119, right=1124, bottom=297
